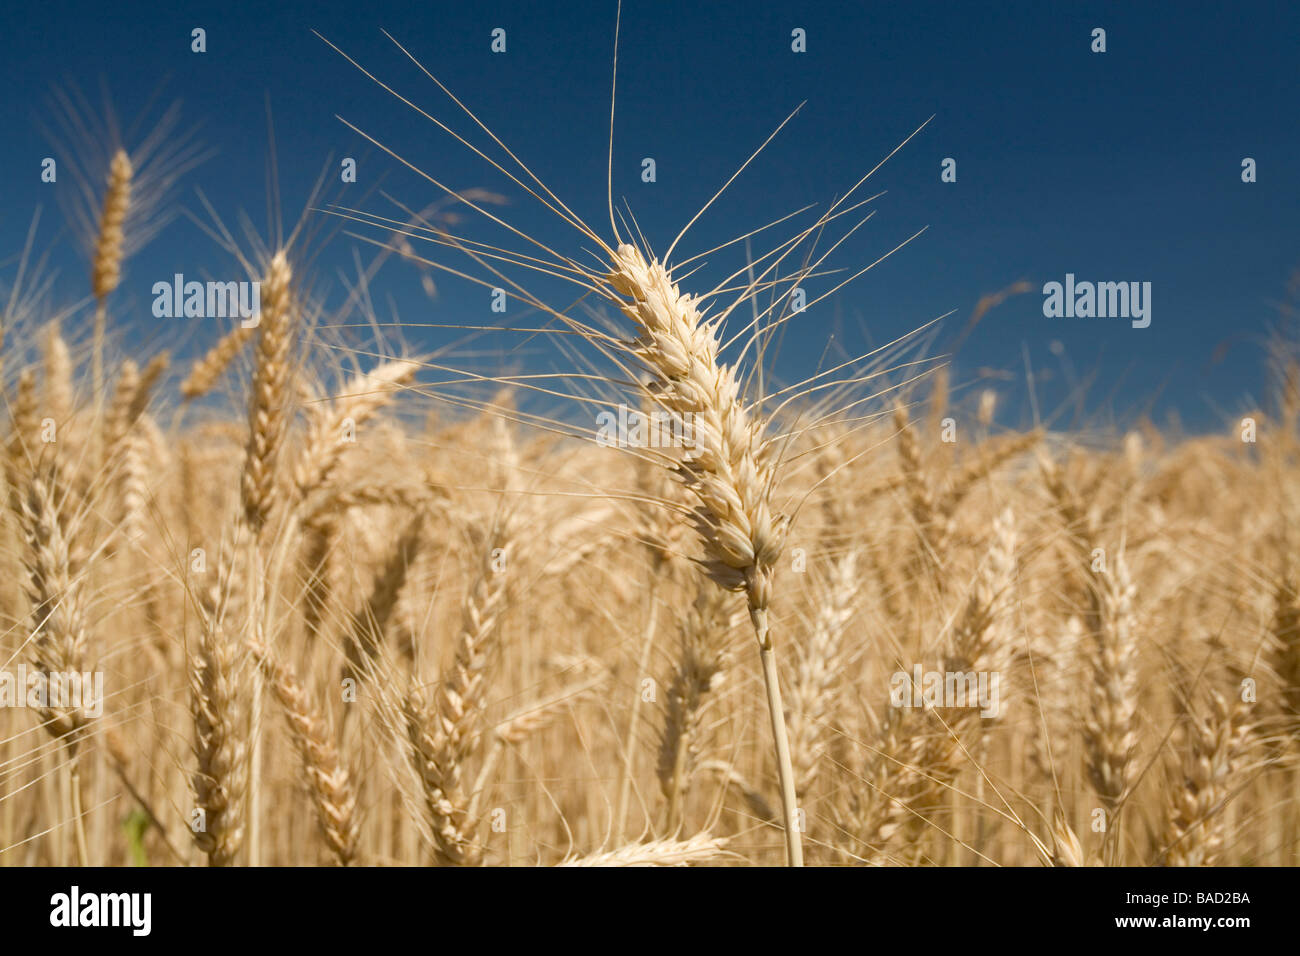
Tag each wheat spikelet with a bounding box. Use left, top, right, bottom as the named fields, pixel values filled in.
left=977, top=389, right=998, bottom=427
left=787, top=438, right=862, bottom=799
left=249, top=640, right=359, bottom=865
left=1156, top=692, right=1253, bottom=866
left=127, top=417, right=168, bottom=536
left=128, top=352, right=169, bottom=422
left=925, top=367, right=950, bottom=438
left=894, top=402, right=937, bottom=533
left=238, top=263, right=296, bottom=865
left=607, top=245, right=786, bottom=613
left=7, top=456, right=93, bottom=864
left=181, top=324, right=256, bottom=399
left=116, top=421, right=150, bottom=544
left=1268, top=575, right=1300, bottom=735
left=906, top=509, right=1017, bottom=839
left=1040, top=453, right=1141, bottom=834
left=104, top=360, right=140, bottom=454
left=1050, top=812, right=1087, bottom=866
left=557, top=833, right=730, bottom=867
left=945, top=508, right=1017, bottom=682
left=89, top=149, right=133, bottom=415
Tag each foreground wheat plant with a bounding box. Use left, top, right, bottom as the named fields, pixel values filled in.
left=602, top=243, right=802, bottom=861
left=318, top=16, right=934, bottom=863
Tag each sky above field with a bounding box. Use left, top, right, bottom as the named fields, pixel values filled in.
left=1, top=0, right=1297, bottom=433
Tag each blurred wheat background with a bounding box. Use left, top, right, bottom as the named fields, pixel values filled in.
left=3, top=270, right=1296, bottom=865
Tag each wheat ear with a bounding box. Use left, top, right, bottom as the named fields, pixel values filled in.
left=249, top=640, right=360, bottom=865
left=557, top=833, right=730, bottom=867
left=656, top=584, right=734, bottom=831
left=1156, top=691, right=1252, bottom=866
left=42, top=324, right=74, bottom=435
left=91, top=149, right=132, bottom=410
left=240, top=250, right=294, bottom=534
left=343, top=516, right=424, bottom=684
left=789, top=442, right=860, bottom=798
left=848, top=510, right=1016, bottom=862
left=405, top=516, right=512, bottom=865
left=7, top=459, right=92, bottom=863
left=1268, top=575, right=1300, bottom=738
left=605, top=243, right=801, bottom=865
left=7, top=369, right=38, bottom=464
left=189, top=548, right=250, bottom=866
left=180, top=323, right=256, bottom=399
left=295, top=359, right=417, bottom=499
left=1080, top=550, right=1139, bottom=822
left=614, top=436, right=688, bottom=840
left=1042, top=454, right=1140, bottom=852
left=788, top=546, right=858, bottom=796
left=1050, top=812, right=1088, bottom=866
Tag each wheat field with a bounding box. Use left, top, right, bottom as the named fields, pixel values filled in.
left=1, top=29, right=1297, bottom=870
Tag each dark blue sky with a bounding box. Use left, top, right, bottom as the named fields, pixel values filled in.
left=2, top=0, right=1297, bottom=432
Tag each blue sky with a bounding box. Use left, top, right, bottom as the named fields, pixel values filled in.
left=2, top=0, right=1297, bottom=432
